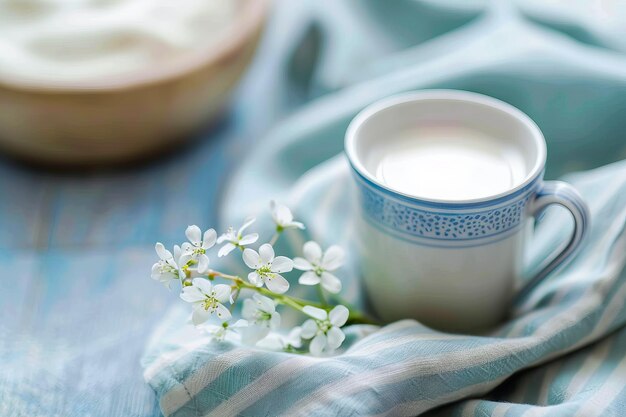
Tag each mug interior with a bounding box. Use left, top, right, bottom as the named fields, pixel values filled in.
left=345, top=90, right=546, bottom=203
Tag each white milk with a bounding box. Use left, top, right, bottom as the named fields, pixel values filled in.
left=374, top=125, right=527, bottom=201
left=0, top=0, right=237, bottom=83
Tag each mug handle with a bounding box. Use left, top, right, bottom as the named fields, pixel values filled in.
left=515, top=181, right=590, bottom=302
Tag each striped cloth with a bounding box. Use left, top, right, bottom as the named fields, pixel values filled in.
left=142, top=153, right=626, bottom=416
left=142, top=1, right=626, bottom=416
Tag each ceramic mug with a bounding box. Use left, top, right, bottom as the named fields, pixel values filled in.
left=345, top=90, right=590, bottom=332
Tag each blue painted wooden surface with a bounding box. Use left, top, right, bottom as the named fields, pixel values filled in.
left=0, top=123, right=242, bottom=416
left=0, top=111, right=249, bottom=415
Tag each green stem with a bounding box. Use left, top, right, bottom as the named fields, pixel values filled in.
left=346, top=311, right=380, bottom=326
left=317, top=285, right=328, bottom=306
left=204, top=270, right=381, bottom=326
left=269, top=231, right=281, bottom=246
left=208, top=270, right=312, bottom=312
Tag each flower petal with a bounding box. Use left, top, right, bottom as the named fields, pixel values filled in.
left=309, top=333, right=327, bottom=356
left=185, top=225, right=202, bottom=246
left=255, top=333, right=284, bottom=350
left=212, top=284, right=231, bottom=303
left=293, top=257, right=312, bottom=271
left=259, top=243, right=275, bottom=264
left=271, top=201, right=293, bottom=224
left=289, top=221, right=305, bottom=230
left=238, top=217, right=256, bottom=234
left=218, top=243, right=236, bottom=258
left=178, top=253, right=192, bottom=268
left=180, top=286, right=204, bottom=303
left=196, top=254, right=210, bottom=274
left=320, top=272, right=342, bottom=294
left=232, top=319, right=249, bottom=329
left=300, top=319, right=318, bottom=339
left=322, top=245, right=344, bottom=271
left=155, top=242, right=172, bottom=260
left=286, top=327, right=302, bottom=348
left=264, top=273, right=289, bottom=294
left=192, top=277, right=212, bottom=293
left=326, top=326, right=345, bottom=350
left=248, top=272, right=262, bottom=287
left=173, top=245, right=182, bottom=264
left=303, top=305, right=327, bottom=321
left=240, top=324, right=270, bottom=345
left=241, top=298, right=256, bottom=320
left=151, top=263, right=162, bottom=280
left=239, top=233, right=259, bottom=246
left=329, top=305, right=349, bottom=327
left=216, top=232, right=230, bottom=244
left=271, top=256, right=293, bottom=273
left=202, top=229, right=217, bottom=249
left=298, top=271, right=321, bottom=286
left=191, top=306, right=210, bottom=326
left=214, top=302, right=232, bottom=321
left=254, top=294, right=275, bottom=313
left=243, top=248, right=262, bottom=269
left=303, top=241, right=322, bottom=264
left=269, top=312, right=281, bottom=329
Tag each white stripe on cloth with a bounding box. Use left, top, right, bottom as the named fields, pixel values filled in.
left=160, top=349, right=255, bottom=416
left=345, top=333, right=470, bottom=357
left=368, top=376, right=510, bottom=417
left=491, top=403, right=514, bottom=417
left=346, top=320, right=416, bottom=351
left=521, top=405, right=567, bottom=417
left=564, top=337, right=613, bottom=399
left=205, top=356, right=319, bottom=417
left=537, top=360, right=564, bottom=406
left=573, top=352, right=626, bottom=417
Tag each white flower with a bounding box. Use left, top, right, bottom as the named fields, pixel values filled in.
left=180, top=225, right=217, bottom=274
left=293, top=241, right=344, bottom=294
left=256, top=327, right=303, bottom=351
left=243, top=243, right=293, bottom=293
left=203, top=319, right=248, bottom=342
left=217, top=217, right=259, bottom=257
left=270, top=200, right=305, bottom=231
left=240, top=294, right=281, bottom=344
left=180, top=278, right=232, bottom=325
left=301, top=305, right=349, bottom=356
left=151, top=243, right=184, bottom=287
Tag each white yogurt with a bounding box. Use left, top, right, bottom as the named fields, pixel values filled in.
left=0, top=0, right=237, bottom=83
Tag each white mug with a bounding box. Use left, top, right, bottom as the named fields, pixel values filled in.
left=345, top=90, right=589, bottom=332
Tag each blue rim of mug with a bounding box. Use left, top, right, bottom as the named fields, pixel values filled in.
left=344, top=90, right=547, bottom=209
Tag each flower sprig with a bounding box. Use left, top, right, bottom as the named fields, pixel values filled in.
left=151, top=201, right=376, bottom=356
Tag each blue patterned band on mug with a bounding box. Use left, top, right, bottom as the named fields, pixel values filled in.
left=352, top=168, right=543, bottom=248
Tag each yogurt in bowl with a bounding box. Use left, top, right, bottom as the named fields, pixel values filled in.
left=0, top=0, right=268, bottom=165
left=0, top=0, right=237, bottom=84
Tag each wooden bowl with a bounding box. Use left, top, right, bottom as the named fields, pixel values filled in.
left=0, top=0, right=269, bottom=166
